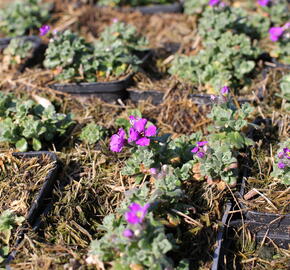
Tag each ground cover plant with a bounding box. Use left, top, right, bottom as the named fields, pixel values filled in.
left=44, top=21, right=148, bottom=82
left=0, top=93, right=74, bottom=151
left=0, top=0, right=51, bottom=37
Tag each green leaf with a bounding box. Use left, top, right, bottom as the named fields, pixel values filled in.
left=32, top=138, right=42, bottom=151
left=15, top=138, right=28, bottom=152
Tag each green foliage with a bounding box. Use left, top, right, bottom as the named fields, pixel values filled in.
left=169, top=32, right=260, bottom=92
left=79, top=122, right=107, bottom=145
left=271, top=37, right=290, bottom=65
left=88, top=190, right=176, bottom=270
left=3, top=38, right=34, bottom=65
left=197, top=141, right=238, bottom=185
left=261, top=0, right=290, bottom=25
left=98, top=0, right=174, bottom=7
left=207, top=102, right=254, bottom=149
left=271, top=140, right=290, bottom=185
left=44, top=23, right=148, bottom=82
left=0, top=93, right=74, bottom=151
left=198, top=7, right=270, bottom=41
left=183, top=0, right=208, bottom=15
left=0, top=0, right=51, bottom=37
left=0, top=210, right=24, bottom=264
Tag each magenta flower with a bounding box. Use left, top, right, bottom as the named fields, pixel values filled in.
left=220, top=86, right=229, bottom=96
left=149, top=168, right=158, bottom=175
left=278, top=162, right=286, bottom=169
left=191, top=141, right=208, bottom=158
left=258, top=0, right=271, bottom=6
left=209, top=0, right=220, bottom=6
left=128, top=116, right=157, bottom=147
left=123, top=229, right=134, bottom=238
left=110, top=128, right=126, bottom=152
left=125, top=203, right=150, bottom=225
left=269, top=27, right=284, bottom=42
left=39, top=25, right=50, bottom=36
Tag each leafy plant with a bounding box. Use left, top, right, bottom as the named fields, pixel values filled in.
left=260, top=0, right=290, bottom=25
left=79, top=122, right=107, bottom=145
left=44, top=23, right=148, bottom=82
left=2, top=38, right=34, bottom=68
left=0, top=210, right=24, bottom=265
left=97, top=0, right=174, bottom=7
left=0, top=0, right=51, bottom=37
left=0, top=93, right=74, bottom=151
left=271, top=140, right=290, bottom=185
left=169, top=32, right=260, bottom=92
left=270, top=35, right=290, bottom=65
left=183, top=0, right=208, bottom=15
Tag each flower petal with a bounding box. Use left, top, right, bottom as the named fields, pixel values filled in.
left=145, top=125, right=157, bottom=137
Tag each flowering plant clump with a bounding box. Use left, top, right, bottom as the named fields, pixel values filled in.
left=0, top=92, right=74, bottom=151
left=44, top=22, right=148, bottom=82
left=86, top=190, right=183, bottom=270
left=0, top=0, right=51, bottom=37
left=183, top=0, right=209, bottom=15
left=271, top=140, right=290, bottom=185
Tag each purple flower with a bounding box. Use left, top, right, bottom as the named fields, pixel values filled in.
left=269, top=27, right=284, bottom=42
left=278, top=162, right=286, bottom=169
left=191, top=141, right=208, bottom=158
left=123, top=229, right=134, bottom=238
left=197, top=141, right=208, bottom=147
left=150, top=168, right=158, bottom=175
left=39, top=25, right=50, bottom=36
left=258, top=0, right=271, bottom=6
left=277, top=151, right=284, bottom=159
left=220, top=86, right=229, bottom=96
left=209, top=0, right=220, bottom=6
left=125, top=203, right=150, bottom=225
left=128, top=116, right=157, bottom=147
left=112, top=18, right=119, bottom=23
left=110, top=128, right=126, bottom=152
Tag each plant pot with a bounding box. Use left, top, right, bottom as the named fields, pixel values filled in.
left=127, top=89, right=164, bottom=105
left=49, top=50, right=152, bottom=102
left=0, top=35, right=45, bottom=72
left=124, top=1, right=183, bottom=14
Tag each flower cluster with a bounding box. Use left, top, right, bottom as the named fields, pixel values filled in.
left=258, top=0, right=271, bottom=7
left=39, top=24, right=50, bottom=36
left=110, top=116, right=157, bottom=152
left=123, top=202, right=150, bottom=239
left=277, top=147, right=290, bottom=170
left=269, top=22, right=290, bottom=42
left=191, top=141, right=208, bottom=158
left=210, top=86, right=230, bottom=103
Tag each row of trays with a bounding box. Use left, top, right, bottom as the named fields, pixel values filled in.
left=1, top=36, right=290, bottom=106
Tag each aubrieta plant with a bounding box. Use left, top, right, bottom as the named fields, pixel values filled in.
left=0, top=210, right=24, bottom=265
left=87, top=187, right=189, bottom=270
left=183, top=0, right=209, bottom=15
left=190, top=87, right=254, bottom=185
left=271, top=140, right=290, bottom=185
left=0, top=0, right=51, bottom=37
left=2, top=38, right=34, bottom=68
left=44, top=22, right=148, bottom=82
left=169, top=32, right=260, bottom=92
left=0, top=93, right=74, bottom=151
left=79, top=122, right=107, bottom=145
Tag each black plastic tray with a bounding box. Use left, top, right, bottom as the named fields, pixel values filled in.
left=12, top=151, right=60, bottom=227
left=49, top=50, right=152, bottom=102
left=4, top=151, right=60, bottom=265
left=125, top=1, right=183, bottom=14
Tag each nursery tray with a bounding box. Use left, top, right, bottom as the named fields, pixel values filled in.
left=125, top=1, right=183, bottom=14
left=0, top=35, right=45, bottom=72
left=12, top=151, right=60, bottom=227
left=49, top=50, right=152, bottom=102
